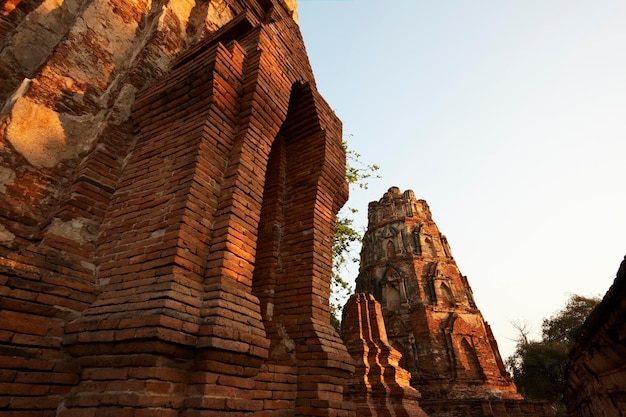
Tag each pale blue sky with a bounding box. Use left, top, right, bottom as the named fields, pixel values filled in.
left=298, top=0, right=626, bottom=359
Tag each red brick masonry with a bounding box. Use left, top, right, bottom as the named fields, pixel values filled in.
left=565, top=256, right=626, bottom=417
left=342, top=293, right=428, bottom=417
left=0, top=2, right=353, bottom=416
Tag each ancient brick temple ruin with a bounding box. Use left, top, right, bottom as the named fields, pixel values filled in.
left=0, top=0, right=356, bottom=415
left=1, top=0, right=621, bottom=415
left=342, top=292, right=429, bottom=417
left=343, top=187, right=554, bottom=417
left=565, top=256, right=626, bottom=417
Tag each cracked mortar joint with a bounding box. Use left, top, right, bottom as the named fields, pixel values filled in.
left=6, top=97, right=104, bottom=168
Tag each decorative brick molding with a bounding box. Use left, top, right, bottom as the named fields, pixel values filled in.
left=342, top=293, right=428, bottom=417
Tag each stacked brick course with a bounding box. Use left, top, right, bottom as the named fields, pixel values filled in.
left=342, top=293, right=428, bottom=417
left=347, top=187, right=553, bottom=417
left=0, top=0, right=594, bottom=415
left=0, top=1, right=354, bottom=415
left=564, top=256, right=626, bottom=417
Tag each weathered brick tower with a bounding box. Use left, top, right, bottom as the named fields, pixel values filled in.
left=0, top=1, right=355, bottom=415
left=352, top=187, right=553, bottom=416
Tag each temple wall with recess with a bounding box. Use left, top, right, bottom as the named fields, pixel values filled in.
left=0, top=1, right=356, bottom=416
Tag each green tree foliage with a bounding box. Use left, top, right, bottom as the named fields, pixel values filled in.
left=506, top=294, right=600, bottom=414
left=541, top=294, right=601, bottom=345
left=330, top=141, right=380, bottom=330
left=508, top=340, right=569, bottom=403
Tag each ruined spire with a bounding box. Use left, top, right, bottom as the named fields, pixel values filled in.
left=347, top=187, right=553, bottom=416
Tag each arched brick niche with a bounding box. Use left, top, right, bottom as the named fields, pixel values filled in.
left=253, top=81, right=354, bottom=416
left=0, top=3, right=356, bottom=416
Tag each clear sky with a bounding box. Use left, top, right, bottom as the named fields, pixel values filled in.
left=297, top=0, right=626, bottom=359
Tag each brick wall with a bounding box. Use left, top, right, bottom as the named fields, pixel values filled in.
left=0, top=1, right=354, bottom=416
left=564, top=256, right=626, bottom=417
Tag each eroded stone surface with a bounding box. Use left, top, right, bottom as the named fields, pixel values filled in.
left=46, top=217, right=98, bottom=244
left=6, top=96, right=66, bottom=167
left=0, top=223, right=15, bottom=245
left=0, top=165, right=15, bottom=193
